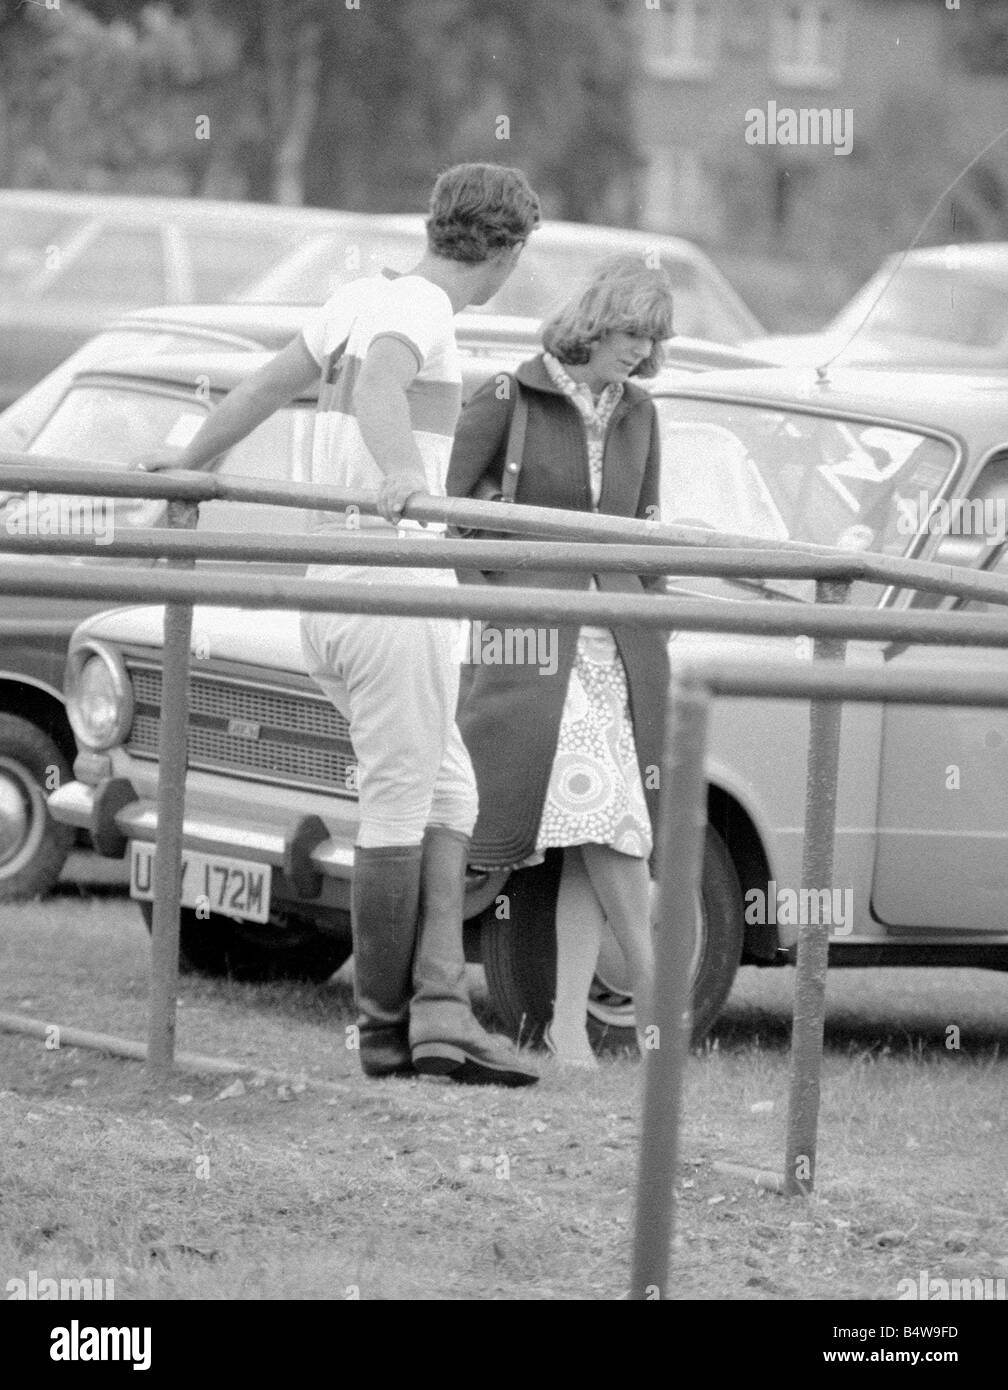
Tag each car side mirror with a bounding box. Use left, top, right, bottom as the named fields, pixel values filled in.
left=931, top=532, right=996, bottom=570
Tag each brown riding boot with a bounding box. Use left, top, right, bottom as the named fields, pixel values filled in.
left=350, top=843, right=422, bottom=1078
left=409, top=826, right=538, bottom=1087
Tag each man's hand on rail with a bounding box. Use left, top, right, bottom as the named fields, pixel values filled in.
left=376, top=469, right=430, bottom=524
left=135, top=448, right=189, bottom=473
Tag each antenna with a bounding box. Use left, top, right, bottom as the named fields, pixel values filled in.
left=813, top=124, right=1008, bottom=378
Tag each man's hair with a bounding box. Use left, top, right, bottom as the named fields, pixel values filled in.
left=426, top=163, right=541, bottom=264
left=541, top=253, right=676, bottom=378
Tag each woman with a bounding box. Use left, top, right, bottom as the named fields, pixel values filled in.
left=446, top=254, right=674, bottom=1066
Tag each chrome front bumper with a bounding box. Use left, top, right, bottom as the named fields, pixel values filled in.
left=49, top=778, right=355, bottom=879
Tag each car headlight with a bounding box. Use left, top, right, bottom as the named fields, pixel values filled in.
left=65, top=642, right=133, bottom=751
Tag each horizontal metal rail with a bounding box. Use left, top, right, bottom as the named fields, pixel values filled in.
left=0, top=455, right=838, bottom=551
left=3, top=455, right=1006, bottom=608
left=0, top=562, right=1006, bottom=645
left=1, top=528, right=1007, bottom=608
left=677, top=661, right=1008, bottom=706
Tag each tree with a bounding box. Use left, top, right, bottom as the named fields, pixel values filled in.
left=0, top=1, right=244, bottom=193
left=0, top=0, right=645, bottom=222
left=302, top=0, right=643, bottom=220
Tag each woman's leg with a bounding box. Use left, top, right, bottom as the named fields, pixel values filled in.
left=580, top=844, right=655, bottom=1049
left=550, top=846, right=603, bottom=1066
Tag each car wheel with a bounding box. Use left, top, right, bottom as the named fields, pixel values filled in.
left=480, top=827, right=744, bottom=1048
left=140, top=902, right=351, bottom=982
left=0, top=714, right=74, bottom=902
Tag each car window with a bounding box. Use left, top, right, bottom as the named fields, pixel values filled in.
left=479, top=246, right=751, bottom=342
left=39, top=226, right=166, bottom=306
left=0, top=205, right=89, bottom=295
left=186, top=229, right=305, bottom=300
left=654, top=396, right=957, bottom=601
left=241, top=232, right=753, bottom=343
left=0, top=328, right=234, bottom=452
left=199, top=405, right=315, bottom=537
left=240, top=231, right=424, bottom=303
left=0, top=383, right=205, bottom=537
left=27, top=383, right=206, bottom=466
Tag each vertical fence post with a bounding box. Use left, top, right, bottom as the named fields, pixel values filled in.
left=146, top=497, right=198, bottom=1080
left=783, top=578, right=851, bottom=1193
left=630, top=674, right=711, bottom=1300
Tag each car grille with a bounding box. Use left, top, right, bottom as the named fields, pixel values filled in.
left=125, top=662, right=357, bottom=796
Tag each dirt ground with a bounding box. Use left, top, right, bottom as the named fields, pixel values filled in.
left=2, top=880, right=1007, bottom=1301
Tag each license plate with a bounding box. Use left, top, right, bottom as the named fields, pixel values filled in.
left=129, top=842, right=271, bottom=924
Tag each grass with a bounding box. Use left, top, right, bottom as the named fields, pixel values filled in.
left=1, top=866, right=1007, bottom=1300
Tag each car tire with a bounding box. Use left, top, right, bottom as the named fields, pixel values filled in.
left=480, top=827, right=744, bottom=1048
left=140, top=902, right=351, bottom=983
left=0, top=714, right=74, bottom=902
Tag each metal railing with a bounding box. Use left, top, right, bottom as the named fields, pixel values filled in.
left=2, top=452, right=1008, bottom=1301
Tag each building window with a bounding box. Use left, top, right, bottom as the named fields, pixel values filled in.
left=645, top=0, right=720, bottom=79
left=773, top=1, right=843, bottom=87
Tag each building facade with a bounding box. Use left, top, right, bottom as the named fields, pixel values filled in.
left=634, top=0, right=1008, bottom=272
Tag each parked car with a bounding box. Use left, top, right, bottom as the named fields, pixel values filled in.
left=0, top=189, right=763, bottom=409
left=0, top=300, right=540, bottom=454
left=0, top=191, right=428, bottom=408
left=239, top=216, right=765, bottom=344
left=748, top=244, right=1008, bottom=372
left=46, top=367, right=1008, bottom=1043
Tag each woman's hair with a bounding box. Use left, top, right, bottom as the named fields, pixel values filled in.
left=542, top=253, right=676, bottom=377
left=426, top=163, right=541, bottom=264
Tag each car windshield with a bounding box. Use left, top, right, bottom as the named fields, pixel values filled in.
left=0, top=384, right=210, bottom=540
left=654, top=396, right=956, bottom=602
left=27, top=384, right=207, bottom=466
left=0, top=328, right=233, bottom=453
left=239, top=231, right=425, bottom=303
left=0, top=384, right=312, bottom=547
left=241, top=231, right=756, bottom=342
left=830, top=265, right=1008, bottom=350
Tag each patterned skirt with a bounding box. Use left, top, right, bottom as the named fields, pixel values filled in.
left=535, top=627, right=652, bottom=859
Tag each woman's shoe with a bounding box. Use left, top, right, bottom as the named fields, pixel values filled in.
left=543, top=1022, right=598, bottom=1070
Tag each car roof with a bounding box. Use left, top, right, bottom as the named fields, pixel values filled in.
left=72, top=348, right=530, bottom=400
left=655, top=338, right=775, bottom=376
left=234, top=211, right=717, bottom=261
left=117, top=302, right=540, bottom=351
left=119, top=306, right=766, bottom=367
left=648, top=364, right=1008, bottom=441
left=70, top=332, right=775, bottom=398
left=0, top=187, right=418, bottom=234
left=4, top=189, right=722, bottom=265
left=884, top=244, right=1008, bottom=283
left=522, top=220, right=710, bottom=261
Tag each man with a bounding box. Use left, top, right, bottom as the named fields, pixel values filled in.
left=142, top=163, right=541, bottom=1085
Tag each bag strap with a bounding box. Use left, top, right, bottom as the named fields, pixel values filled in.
left=321, top=334, right=350, bottom=386
left=500, top=381, right=528, bottom=503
